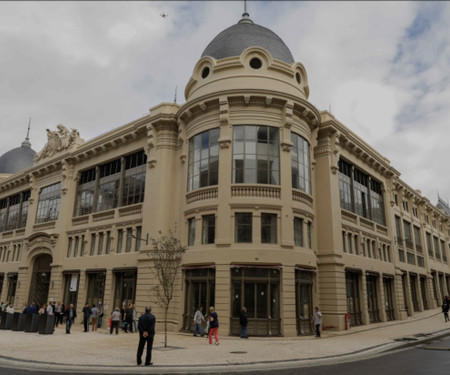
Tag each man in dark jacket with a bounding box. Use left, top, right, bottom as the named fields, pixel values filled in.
left=63, top=303, right=77, bottom=334
left=81, top=303, right=92, bottom=332
left=240, top=306, right=248, bottom=338
left=136, top=306, right=156, bottom=366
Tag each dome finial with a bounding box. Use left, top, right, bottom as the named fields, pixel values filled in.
left=239, top=0, right=253, bottom=24
left=21, top=117, right=32, bottom=148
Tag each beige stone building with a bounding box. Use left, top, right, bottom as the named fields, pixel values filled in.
left=0, top=12, right=449, bottom=337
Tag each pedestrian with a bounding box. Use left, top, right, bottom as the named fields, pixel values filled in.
left=46, top=302, right=53, bottom=316
left=240, top=307, right=248, bottom=338
left=6, top=303, right=14, bottom=314
left=91, top=304, right=99, bottom=331
left=442, top=297, right=449, bottom=322
left=63, top=303, right=77, bottom=334
left=311, top=306, right=322, bottom=338
left=193, top=306, right=205, bottom=337
left=136, top=306, right=156, bottom=366
left=132, top=304, right=138, bottom=333
left=59, top=303, right=66, bottom=325
left=82, top=302, right=92, bottom=332
left=110, top=307, right=121, bottom=335
left=121, top=304, right=127, bottom=332
left=125, top=303, right=134, bottom=333
left=97, top=302, right=104, bottom=329
left=208, top=306, right=219, bottom=345
left=55, top=302, right=62, bottom=327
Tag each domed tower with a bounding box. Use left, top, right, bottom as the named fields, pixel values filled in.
left=177, top=11, right=320, bottom=337
left=0, top=124, right=36, bottom=176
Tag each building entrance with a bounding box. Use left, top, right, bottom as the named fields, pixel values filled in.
left=86, top=271, right=106, bottom=306
left=346, top=271, right=362, bottom=326
left=366, top=274, right=380, bottom=323
left=383, top=277, right=395, bottom=321
left=28, top=254, right=52, bottom=306
left=410, top=274, right=420, bottom=311
left=63, top=273, right=79, bottom=307
left=231, top=267, right=280, bottom=336
left=183, top=268, right=215, bottom=332
left=113, top=270, right=137, bottom=309
left=295, top=270, right=313, bottom=335
left=7, top=274, right=18, bottom=306
left=420, top=276, right=428, bottom=310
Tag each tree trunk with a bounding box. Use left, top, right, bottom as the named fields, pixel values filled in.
left=164, top=306, right=168, bottom=348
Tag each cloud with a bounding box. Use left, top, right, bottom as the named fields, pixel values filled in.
left=0, top=1, right=449, bottom=205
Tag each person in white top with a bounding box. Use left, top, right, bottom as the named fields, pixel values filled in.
left=46, top=303, right=54, bottom=315
left=311, top=306, right=323, bottom=338
left=6, top=303, right=14, bottom=314
left=193, top=306, right=205, bottom=337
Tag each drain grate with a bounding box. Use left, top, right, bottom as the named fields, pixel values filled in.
left=230, top=351, right=247, bottom=354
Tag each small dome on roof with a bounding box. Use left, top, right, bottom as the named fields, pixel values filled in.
left=0, top=137, right=36, bottom=174
left=201, top=12, right=295, bottom=65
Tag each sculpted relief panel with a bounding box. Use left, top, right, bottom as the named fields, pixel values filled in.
left=34, top=124, right=84, bottom=162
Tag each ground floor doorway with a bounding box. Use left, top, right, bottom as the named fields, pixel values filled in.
left=346, top=271, right=362, bottom=326
left=63, top=272, right=79, bottom=307
left=366, top=274, right=380, bottom=323
left=295, top=269, right=314, bottom=335
left=410, top=274, right=420, bottom=312
left=183, top=267, right=215, bottom=332
left=383, top=277, right=395, bottom=321
left=7, top=274, right=18, bottom=306
left=113, top=269, right=137, bottom=309
left=86, top=271, right=106, bottom=307
left=420, top=276, right=428, bottom=310
left=28, top=254, right=52, bottom=306
left=230, top=267, right=281, bottom=336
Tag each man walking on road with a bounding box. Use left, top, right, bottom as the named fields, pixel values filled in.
left=137, top=306, right=156, bottom=366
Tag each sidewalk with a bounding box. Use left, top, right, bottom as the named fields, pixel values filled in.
left=0, top=309, right=449, bottom=374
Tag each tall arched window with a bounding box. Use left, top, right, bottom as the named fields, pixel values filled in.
left=291, top=133, right=311, bottom=194
left=187, top=128, right=219, bottom=191
left=233, top=125, right=279, bottom=184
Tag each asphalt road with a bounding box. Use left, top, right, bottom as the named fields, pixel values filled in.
left=2, top=336, right=450, bottom=375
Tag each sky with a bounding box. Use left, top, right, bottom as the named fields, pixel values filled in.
left=0, top=1, right=449, bottom=206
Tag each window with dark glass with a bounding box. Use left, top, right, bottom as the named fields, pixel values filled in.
left=36, top=182, right=62, bottom=224
left=235, top=213, right=252, bottom=243
left=105, top=232, right=111, bottom=254
left=187, top=129, right=219, bottom=191
left=413, top=226, right=422, bottom=253
left=307, top=222, right=312, bottom=249
left=135, top=226, right=142, bottom=252
left=122, top=151, right=147, bottom=206
left=403, top=221, right=413, bottom=249
left=126, top=228, right=132, bottom=252
left=98, top=232, right=104, bottom=255
left=0, top=190, right=31, bottom=232
left=433, top=236, right=440, bottom=259
left=261, top=213, right=277, bottom=244
left=233, top=125, right=279, bottom=185
left=294, top=217, right=303, bottom=247
left=291, top=133, right=311, bottom=193
left=338, top=160, right=353, bottom=212
left=90, top=234, right=96, bottom=256
left=74, top=168, right=96, bottom=216
left=188, top=218, right=195, bottom=246
left=202, top=215, right=215, bottom=244
left=426, top=232, right=433, bottom=257
left=73, top=236, right=80, bottom=257
left=117, top=229, right=123, bottom=254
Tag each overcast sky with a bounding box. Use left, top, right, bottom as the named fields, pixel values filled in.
left=1, top=1, right=449, bottom=206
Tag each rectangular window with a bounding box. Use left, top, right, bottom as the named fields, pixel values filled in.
left=348, top=233, right=353, bottom=254
left=0, top=199, right=8, bottom=232
left=117, top=229, right=123, bottom=254
left=291, top=133, right=311, bottom=193
left=90, top=234, right=96, bottom=256
left=16, top=244, right=21, bottom=261
left=426, top=233, right=433, bottom=257
left=202, top=215, right=215, bottom=244
left=413, top=226, right=422, bottom=253
left=67, top=237, right=73, bottom=258
left=307, top=222, right=312, bottom=249
left=20, top=191, right=31, bottom=228
left=135, top=226, right=142, bottom=252
left=74, top=168, right=96, bottom=216
left=80, top=235, right=85, bottom=256
left=98, top=232, right=104, bottom=255
left=395, top=216, right=402, bottom=246
left=433, top=236, right=440, bottom=260
left=105, top=231, right=111, bottom=254
left=403, top=221, right=413, bottom=249
left=261, top=213, right=277, bottom=244
left=73, top=236, right=80, bottom=257
left=122, top=151, right=147, bottom=206
left=353, top=169, right=369, bottom=219
left=441, top=240, right=447, bottom=262
left=6, top=194, right=21, bottom=231
left=187, top=129, right=219, bottom=191
left=342, top=232, right=347, bottom=252
left=294, top=217, right=303, bottom=247
left=354, top=235, right=359, bottom=255
left=233, top=125, right=280, bottom=185
left=188, top=218, right=195, bottom=246
left=36, top=182, right=62, bottom=224
left=235, top=213, right=252, bottom=243
left=339, top=160, right=353, bottom=212
left=126, top=228, right=132, bottom=252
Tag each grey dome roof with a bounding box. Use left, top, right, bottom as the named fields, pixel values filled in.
left=201, top=13, right=295, bottom=65
left=0, top=139, right=35, bottom=174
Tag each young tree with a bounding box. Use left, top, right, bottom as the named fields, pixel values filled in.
left=149, top=230, right=186, bottom=348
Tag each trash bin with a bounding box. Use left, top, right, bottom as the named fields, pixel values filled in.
left=24, top=313, right=40, bottom=333
left=12, top=313, right=26, bottom=331
left=0, top=312, right=14, bottom=330
left=38, top=314, right=55, bottom=335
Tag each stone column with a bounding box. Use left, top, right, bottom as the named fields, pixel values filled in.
left=360, top=274, right=369, bottom=325
left=281, top=265, right=296, bottom=336
left=378, top=275, right=387, bottom=322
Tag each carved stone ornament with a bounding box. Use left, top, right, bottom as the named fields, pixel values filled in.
left=34, top=124, right=84, bottom=162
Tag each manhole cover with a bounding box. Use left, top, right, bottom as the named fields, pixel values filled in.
left=230, top=351, right=247, bottom=354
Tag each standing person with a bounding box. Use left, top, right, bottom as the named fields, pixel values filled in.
left=442, top=297, right=449, bottom=322
left=193, top=306, right=205, bottom=337
left=125, top=303, right=134, bottom=333
left=6, top=303, right=14, bottom=314
left=132, top=304, right=138, bottom=333
left=240, top=307, right=248, bottom=339
left=208, top=306, right=219, bottom=345
left=91, top=304, right=99, bottom=331
left=63, top=303, right=77, bottom=334
left=59, top=303, right=66, bottom=325
left=46, top=302, right=53, bottom=316
left=82, top=303, right=92, bottom=333
left=311, top=306, right=322, bottom=338
left=110, top=307, right=121, bottom=335
left=97, top=302, right=104, bottom=329
left=121, top=304, right=127, bottom=332
left=136, top=306, right=156, bottom=366
left=55, top=302, right=62, bottom=327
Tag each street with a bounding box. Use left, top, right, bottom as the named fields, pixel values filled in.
left=1, top=335, right=450, bottom=375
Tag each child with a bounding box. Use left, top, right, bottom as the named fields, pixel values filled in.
left=311, top=306, right=322, bottom=337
